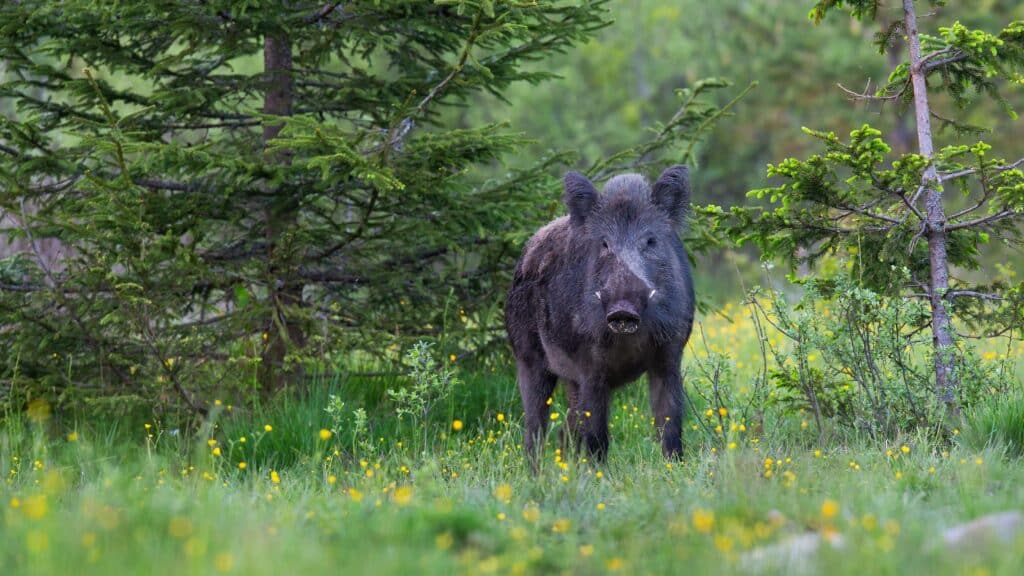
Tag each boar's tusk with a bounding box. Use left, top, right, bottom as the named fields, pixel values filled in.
left=595, top=291, right=602, bottom=301
left=649, top=289, right=657, bottom=300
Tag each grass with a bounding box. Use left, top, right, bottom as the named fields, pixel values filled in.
left=3, top=305, right=1024, bottom=575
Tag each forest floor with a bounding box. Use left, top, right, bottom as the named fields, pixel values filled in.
left=3, top=304, right=1023, bottom=575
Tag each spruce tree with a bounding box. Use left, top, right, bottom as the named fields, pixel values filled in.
left=0, top=2, right=735, bottom=409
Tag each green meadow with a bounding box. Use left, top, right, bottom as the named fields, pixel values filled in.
left=3, top=306, right=1023, bottom=576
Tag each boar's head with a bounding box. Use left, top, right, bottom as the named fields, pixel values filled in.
left=563, top=165, right=690, bottom=338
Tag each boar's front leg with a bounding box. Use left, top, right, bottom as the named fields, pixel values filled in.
left=649, top=350, right=684, bottom=459
left=576, top=380, right=611, bottom=462
left=561, top=380, right=581, bottom=456
left=516, top=359, right=557, bottom=469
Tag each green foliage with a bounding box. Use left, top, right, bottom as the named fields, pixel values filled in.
left=724, top=124, right=1024, bottom=295
left=387, top=341, right=459, bottom=426
left=731, top=124, right=1024, bottom=330
left=880, top=19, right=1024, bottom=130
left=743, top=272, right=1010, bottom=435
left=0, top=1, right=742, bottom=410
left=715, top=2, right=1024, bottom=407
left=809, top=0, right=885, bottom=24
left=323, top=395, right=346, bottom=438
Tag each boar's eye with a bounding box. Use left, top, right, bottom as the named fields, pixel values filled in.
left=645, top=237, right=657, bottom=249
left=601, top=239, right=609, bottom=250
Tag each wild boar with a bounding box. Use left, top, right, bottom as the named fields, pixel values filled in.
left=505, top=165, right=695, bottom=466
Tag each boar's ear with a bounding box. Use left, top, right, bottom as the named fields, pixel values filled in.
left=563, top=171, right=598, bottom=226
left=652, top=165, right=691, bottom=226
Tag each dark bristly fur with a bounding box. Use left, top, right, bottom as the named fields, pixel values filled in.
left=506, top=165, right=696, bottom=467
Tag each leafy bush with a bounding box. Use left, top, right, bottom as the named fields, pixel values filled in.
left=732, top=270, right=1007, bottom=437
left=387, top=342, right=459, bottom=450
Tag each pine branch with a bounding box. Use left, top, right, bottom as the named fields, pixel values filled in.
left=381, top=13, right=485, bottom=158
left=133, top=178, right=198, bottom=192
left=0, top=281, right=43, bottom=293
left=923, top=51, right=970, bottom=73
left=16, top=198, right=134, bottom=388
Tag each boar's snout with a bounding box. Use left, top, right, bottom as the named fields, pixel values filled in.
left=606, top=302, right=641, bottom=334
left=599, top=258, right=655, bottom=335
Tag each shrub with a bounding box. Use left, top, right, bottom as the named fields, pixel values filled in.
left=737, top=270, right=1005, bottom=437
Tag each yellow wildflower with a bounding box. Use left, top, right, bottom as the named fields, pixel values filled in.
left=393, top=486, right=413, bottom=506
left=22, top=495, right=47, bottom=520
left=494, top=483, right=513, bottom=503
left=552, top=518, right=571, bottom=533
left=214, top=553, right=234, bottom=573
left=692, top=508, right=715, bottom=533
left=821, top=499, right=839, bottom=519
left=522, top=505, right=540, bottom=523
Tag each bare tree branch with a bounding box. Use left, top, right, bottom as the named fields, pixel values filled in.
left=946, top=290, right=1003, bottom=301
left=835, top=202, right=904, bottom=225
left=939, top=158, right=1024, bottom=183
left=945, top=209, right=1020, bottom=232
left=837, top=80, right=906, bottom=102
left=305, top=3, right=342, bottom=24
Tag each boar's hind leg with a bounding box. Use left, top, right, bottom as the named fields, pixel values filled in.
left=516, top=359, right=557, bottom=468
left=649, top=353, right=684, bottom=459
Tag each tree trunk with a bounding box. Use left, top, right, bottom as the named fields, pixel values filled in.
left=902, top=0, right=958, bottom=411
left=260, top=32, right=305, bottom=391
